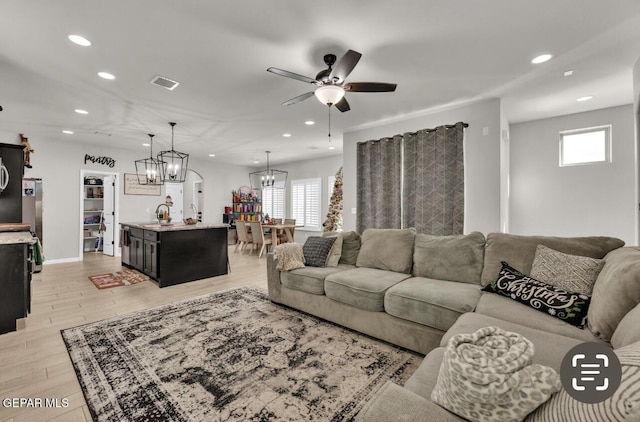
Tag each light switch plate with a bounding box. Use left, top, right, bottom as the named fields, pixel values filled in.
left=351, top=208, right=357, bottom=214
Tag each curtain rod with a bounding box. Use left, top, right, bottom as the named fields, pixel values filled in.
left=359, top=122, right=469, bottom=143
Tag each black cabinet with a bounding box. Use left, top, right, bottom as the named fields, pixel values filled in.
left=0, top=143, right=25, bottom=223
left=129, top=229, right=144, bottom=271
left=0, top=242, right=30, bottom=334
left=143, top=239, right=159, bottom=278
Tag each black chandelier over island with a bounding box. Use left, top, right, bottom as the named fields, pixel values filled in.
left=135, top=133, right=166, bottom=185
left=249, top=151, right=287, bottom=190
left=158, top=122, right=189, bottom=183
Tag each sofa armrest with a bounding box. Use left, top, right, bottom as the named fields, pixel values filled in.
left=355, top=381, right=464, bottom=422
left=266, top=252, right=283, bottom=302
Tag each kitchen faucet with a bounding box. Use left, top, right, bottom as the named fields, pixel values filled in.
left=155, top=203, right=171, bottom=223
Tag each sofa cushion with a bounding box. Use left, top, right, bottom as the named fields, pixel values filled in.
left=324, top=267, right=410, bottom=312
left=356, top=228, right=416, bottom=274
left=530, top=245, right=604, bottom=295
left=612, top=303, right=640, bottom=349
left=526, top=341, right=640, bottom=422
left=385, top=277, right=481, bottom=332
left=355, top=379, right=464, bottom=422
left=412, top=231, right=485, bottom=284
left=339, top=231, right=361, bottom=265
left=475, top=293, right=602, bottom=344
left=321, top=231, right=343, bottom=267
left=480, top=233, right=624, bottom=286
left=482, top=262, right=592, bottom=329
left=441, top=313, right=584, bottom=373
left=404, top=347, right=446, bottom=400
left=302, top=236, right=336, bottom=267
left=281, top=264, right=355, bottom=295
left=588, top=247, right=640, bottom=343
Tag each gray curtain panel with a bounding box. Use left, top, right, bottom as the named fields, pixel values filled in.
left=403, top=122, right=464, bottom=235
left=356, top=136, right=402, bottom=233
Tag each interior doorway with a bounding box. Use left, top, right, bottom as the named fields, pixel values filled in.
left=79, top=170, right=119, bottom=259
left=165, top=183, right=184, bottom=222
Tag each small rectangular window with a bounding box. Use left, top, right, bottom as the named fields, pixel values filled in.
left=559, top=125, right=611, bottom=167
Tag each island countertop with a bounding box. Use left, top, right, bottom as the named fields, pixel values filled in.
left=0, top=231, right=36, bottom=245
left=120, top=222, right=229, bottom=232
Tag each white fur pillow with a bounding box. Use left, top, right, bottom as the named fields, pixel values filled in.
left=274, top=243, right=305, bottom=271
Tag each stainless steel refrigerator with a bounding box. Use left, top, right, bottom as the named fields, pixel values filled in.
left=22, top=178, right=42, bottom=272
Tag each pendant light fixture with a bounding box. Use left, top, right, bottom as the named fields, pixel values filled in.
left=249, top=151, right=287, bottom=190
left=135, top=133, right=166, bottom=185
left=158, top=122, right=189, bottom=183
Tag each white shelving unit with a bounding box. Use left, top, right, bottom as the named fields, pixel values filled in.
left=83, top=182, right=104, bottom=252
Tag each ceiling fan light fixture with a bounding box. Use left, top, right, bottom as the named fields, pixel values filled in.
left=315, top=85, right=345, bottom=106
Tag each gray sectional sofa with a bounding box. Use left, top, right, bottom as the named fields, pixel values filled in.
left=266, top=228, right=640, bottom=421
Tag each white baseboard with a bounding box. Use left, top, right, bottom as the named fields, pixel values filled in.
left=43, top=257, right=81, bottom=265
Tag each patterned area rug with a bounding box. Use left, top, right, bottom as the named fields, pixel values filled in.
left=62, top=287, right=419, bottom=421
left=88, top=268, right=149, bottom=289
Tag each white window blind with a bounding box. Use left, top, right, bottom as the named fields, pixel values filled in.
left=262, top=187, right=285, bottom=219
left=328, top=175, right=336, bottom=203
left=291, top=178, right=321, bottom=229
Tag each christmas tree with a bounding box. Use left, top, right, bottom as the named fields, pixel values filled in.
left=323, top=166, right=343, bottom=232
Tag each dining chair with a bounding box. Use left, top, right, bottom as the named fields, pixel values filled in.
left=272, top=218, right=283, bottom=224
left=250, top=221, right=272, bottom=258
left=234, top=221, right=253, bottom=253
left=284, top=218, right=296, bottom=225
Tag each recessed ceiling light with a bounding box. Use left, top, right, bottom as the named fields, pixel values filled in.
left=531, top=54, right=552, bottom=64
left=577, top=96, right=594, bottom=102
left=74, top=109, right=88, bottom=114
left=68, top=34, right=91, bottom=47
left=208, top=154, right=216, bottom=157
left=283, top=133, right=291, bottom=137
left=328, top=146, right=335, bottom=150
left=98, top=72, right=115, bottom=80
left=305, top=121, right=315, bottom=125
left=253, top=160, right=259, bottom=164
left=564, top=70, right=574, bottom=77
left=62, top=130, right=74, bottom=134
left=142, top=143, right=150, bottom=147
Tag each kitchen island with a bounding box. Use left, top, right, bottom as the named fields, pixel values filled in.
left=121, top=222, right=228, bottom=288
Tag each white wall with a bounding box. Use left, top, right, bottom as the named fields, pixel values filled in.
left=15, top=137, right=250, bottom=262
left=509, top=105, right=637, bottom=245
left=342, top=98, right=503, bottom=235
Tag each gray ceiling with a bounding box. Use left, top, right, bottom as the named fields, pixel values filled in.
left=1, top=0, right=639, bottom=166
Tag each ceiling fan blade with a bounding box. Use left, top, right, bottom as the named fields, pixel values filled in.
left=282, top=91, right=315, bottom=106
left=267, top=67, right=318, bottom=85
left=335, top=97, right=350, bottom=112
left=329, top=50, right=362, bottom=83
left=344, top=82, right=397, bottom=92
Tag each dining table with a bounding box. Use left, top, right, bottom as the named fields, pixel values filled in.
left=261, top=223, right=300, bottom=247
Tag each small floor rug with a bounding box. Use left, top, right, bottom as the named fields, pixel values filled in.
left=61, top=287, right=420, bottom=421
left=88, top=268, right=149, bottom=289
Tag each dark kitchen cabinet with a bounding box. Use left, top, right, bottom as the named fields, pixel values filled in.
left=0, top=143, right=25, bottom=223
left=129, top=228, right=144, bottom=271
left=143, top=239, right=159, bottom=279
left=0, top=241, right=31, bottom=334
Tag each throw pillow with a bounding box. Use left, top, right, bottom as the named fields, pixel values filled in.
left=321, top=232, right=343, bottom=267
left=525, top=340, right=640, bottom=422
left=356, top=228, right=416, bottom=274
left=339, top=231, right=361, bottom=265
left=412, top=231, right=485, bottom=284
left=482, top=262, right=591, bottom=329
left=302, top=236, right=336, bottom=267
left=530, top=245, right=604, bottom=295
left=274, top=243, right=305, bottom=271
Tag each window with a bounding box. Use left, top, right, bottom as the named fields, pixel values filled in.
left=262, top=187, right=284, bottom=219
left=291, top=178, right=321, bottom=230
left=328, top=175, right=336, bottom=202
left=559, top=125, right=611, bottom=167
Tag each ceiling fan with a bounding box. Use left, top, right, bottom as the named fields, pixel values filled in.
left=267, top=49, right=397, bottom=112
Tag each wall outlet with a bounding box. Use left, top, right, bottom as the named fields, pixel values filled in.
left=482, top=127, right=489, bottom=136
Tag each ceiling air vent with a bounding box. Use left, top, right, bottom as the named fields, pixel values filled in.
left=150, top=75, right=180, bottom=91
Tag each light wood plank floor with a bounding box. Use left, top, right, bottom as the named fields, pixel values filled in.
left=0, top=246, right=268, bottom=422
